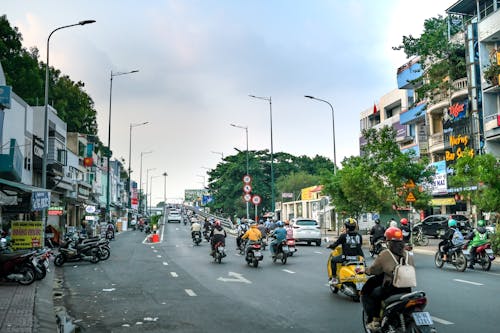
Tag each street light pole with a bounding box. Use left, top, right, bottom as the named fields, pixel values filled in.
left=139, top=151, right=152, bottom=214
left=249, top=94, right=275, bottom=214
left=231, top=123, right=250, bottom=219
left=106, top=69, right=139, bottom=222
left=150, top=175, right=161, bottom=216
left=163, top=171, right=168, bottom=222
left=211, top=151, right=224, bottom=159
left=304, top=96, right=337, bottom=172
left=42, top=19, right=95, bottom=226
left=145, top=168, right=156, bottom=216
left=128, top=122, right=148, bottom=219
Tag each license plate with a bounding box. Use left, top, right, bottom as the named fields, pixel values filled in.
left=356, top=282, right=364, bottom=290
left=485, top=249, right=493, bottom=254
left=462, top=249, right=470, bottom=255
left=282, top=246, right=289, bottom=252
left=412, top=312, right=433, bottom=326
left=218, top=246, right=224, bottom=252
left=43, top=260, right=49, bottom=268
left=254, top=251, right=262, bottom=257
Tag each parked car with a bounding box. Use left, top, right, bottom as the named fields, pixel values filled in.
left=290, top=218, right=321, bottom=246
left=413, top=214, right=471, bottom=238
left=167, top=210, right=182, bottom=223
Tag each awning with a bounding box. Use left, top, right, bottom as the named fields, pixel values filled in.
left=0, top=178, right=50, bottom=195
left=430, top=198, right=456, bottom=206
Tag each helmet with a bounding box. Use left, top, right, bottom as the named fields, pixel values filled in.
left=344, top=218, right=357, bottom=231
left=448, top=219, right=457, bottom=227
left=375, top=219, right=381, bottom=224
left=276, top=221, right=284, bottom=227
left=389, top=221, right=398, bottom=228
left=400, top=218, right=408, bottom=225
left=477, top=220, right=485, bottom=227
left=385, top=227, right=403, bottom=241
left=214, top=220, right=221, bottom=227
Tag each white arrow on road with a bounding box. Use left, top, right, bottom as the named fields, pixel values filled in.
left=217, top=272, right=252, bottom=284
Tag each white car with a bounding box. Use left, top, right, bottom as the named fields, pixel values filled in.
left=167, top=210, right=182, bottom=223
left=291, top=218, right=321, bottom=246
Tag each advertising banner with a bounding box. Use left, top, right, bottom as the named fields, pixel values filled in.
left=11, top=221, right=43, bottom=249
left=31, top=191, right=50, bottom=211
left=430, top=160, right=448, bottom=195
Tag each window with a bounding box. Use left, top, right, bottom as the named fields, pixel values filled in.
left=295, top=220, right=317, bottom=226
left=57, top=149, right=67, bottom=165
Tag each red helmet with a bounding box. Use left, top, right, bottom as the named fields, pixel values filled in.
left=400, top=218, right=408, bottom=225
left=214, top=220, right=221, bottom=227
left=385, top=227, right=404, bottom=241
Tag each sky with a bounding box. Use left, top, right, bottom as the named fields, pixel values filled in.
left=3, top=0, right=457, bottom=205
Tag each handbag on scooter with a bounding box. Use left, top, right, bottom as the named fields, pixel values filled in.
left=388, top=251, right=416, bottom=288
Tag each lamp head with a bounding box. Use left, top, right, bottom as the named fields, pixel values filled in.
left=304, top=95, right=315, bottom=99
left=79, top=20, right=96, bottom=25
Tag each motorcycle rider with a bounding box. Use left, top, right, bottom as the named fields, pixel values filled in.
left=236, top=219, right=249, bottom=249
left=191, top=219, right=202, bottom=240
left=241, top=221, right=262, bottom=256
left=326, top=218, right=364, bottom=285
left=269, top=221, right=287, bottom=258
left=466, top=219, right=490, bottom=269
left=209, top=220, right=227, bottom=256
left=438, top=219, right=463, bottom=261
left=369, top=219, right=386, bottom=252
left=362, top=227, right=415, bottom=331
left=400, top=218, right=411, bottom=243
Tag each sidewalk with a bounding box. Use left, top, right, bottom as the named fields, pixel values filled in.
left=0, top=263, right=57, bottom=333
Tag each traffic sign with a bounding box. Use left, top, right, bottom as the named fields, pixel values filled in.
left=406, top=192, right=416, bottom=202
left=251, top=195, right=262, bottom=205
left=243, top=193, right=252, bottom=202
left=242, top=175, right=252, bottom=184
left=243, top=184, right=252, bottom=193
left=405, top=179, right=416, bottom=189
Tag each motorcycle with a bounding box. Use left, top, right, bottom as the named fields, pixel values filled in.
left=463, top=241, right=495, bottom=271
left=238, top=238, right=247, bottom=255
left=434, top=243, right=467, bottom=272
left=203, top=230, right=211, bottom=242
left=144, top=225, right=151, bottom=235
left=245, top=240, right=264, bottom=268
left=0, top=249, right=38, bottom=285
left=271, top=239, right=288, bottom=265
left=192, top=231, right=202, bottom=246
left=328, top=247, right=367, bottom=302
left=138, top=224, right=144, bottom=232
left=33, top=248, right=52, bottom=280
left=361, top=276, right=437, bottom=333
left=69, top=234, right=110, bottom=261
left=369, top=238, right=387, bottom=257
left=412, top=227, right=430, bottom=246
left=54, top=238, right=100, bottom=266
left=212, top=241, right=226, bottom=264
left=286, top=238, right=297, bottom=256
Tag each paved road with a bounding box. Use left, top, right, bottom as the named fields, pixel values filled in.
left=56, top=222, right=499, bottom=332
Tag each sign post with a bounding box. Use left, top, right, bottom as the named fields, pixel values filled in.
left=405, top=179, right=416, bottom=244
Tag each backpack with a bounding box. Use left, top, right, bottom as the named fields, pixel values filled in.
left=451, top=228, right=464, bottom=246
left=388, top=251, right=417, bottom=288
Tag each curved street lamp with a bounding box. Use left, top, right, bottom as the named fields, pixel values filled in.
left=230, top=123, right=250, bottom=219
left=139, top=151, right=153, bottom=214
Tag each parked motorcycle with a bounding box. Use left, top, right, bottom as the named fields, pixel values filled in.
left=361, top=276, right=437, bottom=333
left=286, top=238, right=297, bottom=257
left=212, top=241, right=226, bottom=264
left=193, top=231, right=202, bottom=246
left=369, top=238, right=387, bottom=257
left=33, top=248, right=52, bottom=280
left=328, top=247, right=367, bottom=302
left=463, top=241, right=495, bottom=271
left=54, top=238, right=100, bottom=266
left=245, top=240, right=264, bottom=268
left=434, top=244, right=467, bottom=272
left=0, top=250, right=37, bottom=285
left=69, top=235, right=110, bottom=261
left=271, top=239, right=288, bottom=265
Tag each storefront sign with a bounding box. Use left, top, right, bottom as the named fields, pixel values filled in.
left=10, top=221, right=43, bottom=249
left=445, top=134, right=474, bottom=161
left=48, top=206, right=64, bottom=216
left=31, top=191, right=50, bottom=211
left=430, top=161, right=448, bottom=195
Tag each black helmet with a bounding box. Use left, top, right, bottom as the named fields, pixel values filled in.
left=345, top=218, right=357, bottom=231
left=375, top=218, right=381, bottom=224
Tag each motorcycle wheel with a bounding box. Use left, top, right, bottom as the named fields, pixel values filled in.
left=281, top=254, right=287, bottom=265
left=17, top=265, right=36, bottom=285
left=361, top=310, right=370, bottom=333
left=90, top=255, right=100, bottom=264
left=480, top=253, right=491, bottom=271
left=420, top=234, right=430, bottom=246
left=352, top=294, right=360, bottom=303
left=54, top=254, right=65, bottom=267
left=35, top=264, right=47, bottom=280
left=434, top=252, right=444, bottom=268
left=217, top=254, right=222, bottom=264
left=98, top=247, right=111, bottom=260
left=407, top=320, right=435, bottom=333
left=252, top=259, right=259, bottom=268
left=455, top=252, right=467, bottom=272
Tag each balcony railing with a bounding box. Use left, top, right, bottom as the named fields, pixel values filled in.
left=429, top=133, right=445, bottom=153
left=452, top=77, right=468, bottom=90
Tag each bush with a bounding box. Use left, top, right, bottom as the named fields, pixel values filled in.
left=491, top=229, right=500, bottom=254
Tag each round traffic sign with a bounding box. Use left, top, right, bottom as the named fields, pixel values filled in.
left=243, top=184, right=252, bottom=193
left=243, top=193, right=252, bottom=202
left=251, top=195, right=262, bottom=205
left=242, top=175, right=252, bottom=184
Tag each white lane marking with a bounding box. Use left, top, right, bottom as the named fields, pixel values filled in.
left=453, top=278, right=483, bottom=286
left=156, top=255, right=162, bottom=258
left=485, top=272, right=500, bottom=277
left=170, top=272, right=178, bottom=277
left=176, top=245, right=180, bottom=247
left=102, top=288, right=116, bottom=292
left=153, top=250, right=158, bottom=253
left=163, top=262, right=169, bottom=266
left=175, top=228, right=179, bottom=231
left=431, top=316, right=454, bottom=325
left=150, top=246, right=155, bottom=249
left=217, top=272, right=252, bottom=284
left=282, top=269, right=295, bottom=274
left=314, top=251, right=323, bottom=254
left=185, top=289, right=197, bottom=296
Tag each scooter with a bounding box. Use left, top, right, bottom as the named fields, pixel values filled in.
left=327, top=247, right=367, bottom=302
left=361, top=276, right=437, bottom=333
left=434, top=244, right=467, bottom=272
left=271, top=239, right=288, bottom=265
left=212, top=241, right=226, bottom=264
left=245, top=240, right=264, bottom=268
left=463, top=240, right=495, bottom=271
left=0, top=249, right=38, bottom=285
left=369, top=237, right=386, bottom=257
left=192, top=231, right=202, bottom=246
left=286, top=238, right=297, bottom=257
left=54, top=238, right=100, bottom=266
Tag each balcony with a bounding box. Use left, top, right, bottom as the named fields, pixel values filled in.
left=451, top=77, right=469, bottom=100
left=0, top=138, right=23, bottom=182
left=429, top=133, right=445, bottom=154
left=483, top=113, right=500, bottom=141
left=426, top=93, right=449, bottom=116
left=400, top=103, right=426, bottom=125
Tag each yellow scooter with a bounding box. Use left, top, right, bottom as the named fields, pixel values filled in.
left=327, top=247, right=367, bottom=302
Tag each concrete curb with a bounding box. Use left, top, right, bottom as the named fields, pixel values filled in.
left=34, top=260, right=58, bottom=333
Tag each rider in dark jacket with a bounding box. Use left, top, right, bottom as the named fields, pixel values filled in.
left=370, top=219, right=386, bottom=249
left=210, top=220, right=227, bottom=256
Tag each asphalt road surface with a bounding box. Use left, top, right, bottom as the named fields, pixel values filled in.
left=56, top=222, right=499, bottom=332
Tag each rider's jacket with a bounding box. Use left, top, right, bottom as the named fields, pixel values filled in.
left=469, top=227, right=489, bottom=247
left=270, top=227, right=287, bottom=242
left=328, top=231, right=364, bottom=257
left=191, top=222, right=201, bottom=232
left=241, top=225, right=262, bottom=242
left=366, top=245, right=414, bottom=288
left=370, top=224, right=386, bottom=242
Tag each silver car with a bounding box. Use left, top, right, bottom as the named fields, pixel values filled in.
left=291, top=218, right=321, bottom=246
